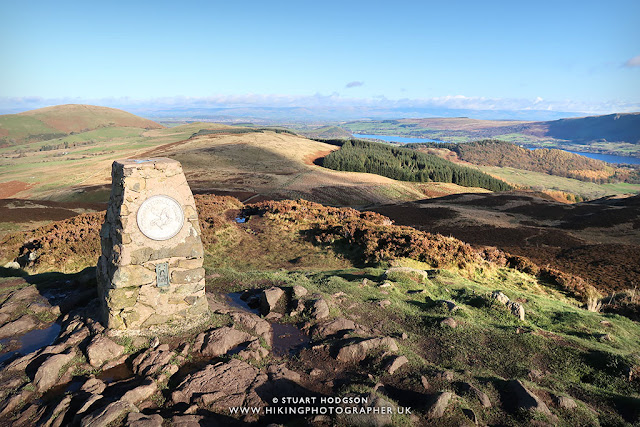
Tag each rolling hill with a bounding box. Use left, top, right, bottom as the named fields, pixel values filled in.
left=0, top=104, right=163, bottom=147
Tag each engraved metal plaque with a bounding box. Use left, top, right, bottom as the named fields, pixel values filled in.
left=136, top=195, right=184, bottom=241
left=156, top=262, right=169, bottom=288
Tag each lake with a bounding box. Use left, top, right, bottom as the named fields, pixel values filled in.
left=352, top=134, right=446, bottom=144
left=353, top=133, right=640, bottom=165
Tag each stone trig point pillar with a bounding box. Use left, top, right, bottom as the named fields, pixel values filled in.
left=97, top=158, right=208, bottom=332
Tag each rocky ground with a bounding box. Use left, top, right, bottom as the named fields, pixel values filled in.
left=0, top=195, right=639, bottom=426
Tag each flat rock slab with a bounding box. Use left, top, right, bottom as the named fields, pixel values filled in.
left=0, top=315, right=38, bottom=339
left=80, top=400, right=139, bottom=427
left=196, top=326, right=252, bottom=357
left=34, top=351, right=76, bottom=393
left=86, top=335, right=125, bottom=368
left=336, top=337, right=398, bottom=363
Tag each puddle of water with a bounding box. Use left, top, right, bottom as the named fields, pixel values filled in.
left=224, top=292, right=260, bottom=314
left=0, top=322, right=61, bottom=365
left=234, top=217, right=247, bottom=223
left=97, top=363, right=134, bottom=383
left=224, top=292, right=310, bottom=357
left=272, top=322, right=310, bottom=357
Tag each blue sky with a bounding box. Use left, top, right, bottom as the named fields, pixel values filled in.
left=1, top=0, right=639, bottom=115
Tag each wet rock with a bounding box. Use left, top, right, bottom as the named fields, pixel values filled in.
left=34, top=351, right=76, bottom=393
left=427, top=391, right=454, bottom=419
left=121, top=379, right=157, bottom=404
left=80, top=400, right=139, bottom=427
left=555, top=395, right=577, bottom=409
left=461, top=382, right=491, bottom=408
left=0, top=315, right=38, bottom=339
left=385, top=355, right=408, bottom=374
left=86, top=335, right=125, bottom=368
left=336, top=337, right=398, bottom=363
left=260, top=287, right=284, bottom=315
left=311, top=298, right=330, bottom=320
left=314, top=317, right=356, bottom=338
left=508, top=379, right=556, bottom=420
left=80, top=377, right=106, bottom=395
left=440, top=317, right=457, bottom=328
left=197, top=326, right=252, bottom=357
left=127, top=412, right=164, bottom=427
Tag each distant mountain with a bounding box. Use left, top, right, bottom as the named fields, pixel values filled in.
left=541, top=113, right=640, bottom=144
left=0, top=104, right=163, bottom=146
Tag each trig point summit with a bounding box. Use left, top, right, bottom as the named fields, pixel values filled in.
left=97, top=158, right=208, bottom=332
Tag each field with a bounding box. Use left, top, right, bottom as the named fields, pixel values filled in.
left=476, top=166, right=640, bottom=200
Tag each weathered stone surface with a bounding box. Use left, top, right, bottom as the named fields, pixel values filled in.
left=34, top=351, right=76, bottom=393
left=237, top=338, right=269, bottom=361
left=80, top=400, right=139, bottom=427
left=461, top=382, right=491, bottom=408
left=336, top=337, right=398, bottom=363
left=490, top=291, right=510, bottom=305
left=132, top=345, right=175, bottom=377
left=0, top=315, right=38, bottom=339
left=111, top=265, right=156, bottom=288
left=427, top=392, right=454, bottom=419
left=293, top=285, right=308, bottom=298
left=74, top=394, right=104, bottom=419
left=229, top=311, right=272, bottom=346
left=508, top=380, right=556, bottom=420
left=385, top=267, right=429, bottom=281
left=40, top=395, right=71, bottom=427
left=314, top=317, right=356, bottom=338
left=507, top=301, right=525, bottom=321
left=121, top=379, right=157, bottom=404
left=440, top=317, right=457, bottom=328
left=385, top=355, right=409, bottom=374
left=197, top=326, right=252, bottom=357
left=86, top=335, right=125, bottom=367
left=260, top=287, right=285, bottom=314
left=172, top=359, right=260, bottom=407
left=80, top=377, right=106, bottom=395
left=127, top=412, right=164, bottom=427
left=171, top=267, right=205, bottom=284
left=555, top=395, right=578, bottom=409
left=0, top=390, right=32, bottom=416
left=435, top=370, right=454, bottom=382
left=311, top=298, right=330, bottom=320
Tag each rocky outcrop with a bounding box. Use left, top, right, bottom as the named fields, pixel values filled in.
left=80, top=400, right=139, bottom=427
left=311, top=298, right=330, bottom=320
left=490, top=291, right=526, bottom=321
left=34, top=351, right=76, bottom=393
left=132, top=344, right=180, bottom=378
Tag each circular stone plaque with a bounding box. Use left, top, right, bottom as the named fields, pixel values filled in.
left=136, top=195, right=184, bottom=240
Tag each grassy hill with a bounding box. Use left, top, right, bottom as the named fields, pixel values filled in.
left=0, top=104, right=163, bottom=147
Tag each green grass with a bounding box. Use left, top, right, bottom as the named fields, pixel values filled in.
left=0, top=115, right=60, bottom=144
left=477, top=166, right=640, bottom=199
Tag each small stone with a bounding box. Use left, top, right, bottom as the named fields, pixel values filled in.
left=508, top=379, right=557, bottom=421
left=336, top=337, right=398, bottom=363
left=435, top=370, right=454, bottom=382
left=377, top=299, right=392, bottom=308
left=292, top=285, right=308, bottom=298
left=427, top=391, right=454, bottom=419
left=379, top=282, right=393, bottom=288
left=555, top=395, right=577, bottom=409
left=421, top=375, right=430, bottom=391
left=440, top=317, right=457, bottom=328
left=490, top=291, right=510, bottom=305
left=311, top=298, right=330, bottom=320
left=260, top=287, right=285, bottom=315
left=385, top=355, right=409, bottom=374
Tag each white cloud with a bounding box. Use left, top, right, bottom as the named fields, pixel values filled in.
left=345, top=81, right=364, bottom=88
left=624, top=55, right=640, bottom=67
